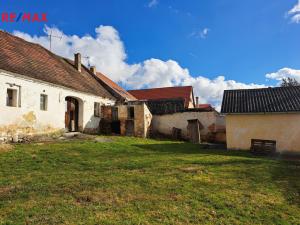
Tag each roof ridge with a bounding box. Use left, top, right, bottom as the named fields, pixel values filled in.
left=224, top=85, right=300, bottom=92
left=128, top=85, right=192, bottom=92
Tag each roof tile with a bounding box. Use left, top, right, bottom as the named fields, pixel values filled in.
left=0, top=31, right=114, bottom=99
left=221, top=86, right=300, bottom=114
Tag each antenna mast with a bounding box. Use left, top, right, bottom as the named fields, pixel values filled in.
left=83, top=56, right=91, bottom=67
left=48, top=30, right=62, bottom=51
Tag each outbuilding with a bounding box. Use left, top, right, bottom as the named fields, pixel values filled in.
left=221, top=86, right=300, bottom=153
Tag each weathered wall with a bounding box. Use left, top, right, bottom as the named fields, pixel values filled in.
left=152, top=111, right=225, bottom=142
left=117, top=103, right=152, bottom=138
left=226, top=114, right=300, bottom=153
left=0, top=70, right=115, bottom=140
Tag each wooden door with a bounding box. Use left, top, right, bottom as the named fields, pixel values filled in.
left=187, top=119, right=201, bottom=144
left=65, top=97, right=79, bottom=132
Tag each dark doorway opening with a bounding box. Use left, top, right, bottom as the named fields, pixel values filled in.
left=111, top=107, right=121, bottom=134
left=111, top=121, right=121, bottom=134
left=65, top=97, right=79, bottom=132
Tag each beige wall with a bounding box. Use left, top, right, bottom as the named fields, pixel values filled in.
left=152, top=111, right=225, bottom=142
left=226, top=114, right=300, bottom=153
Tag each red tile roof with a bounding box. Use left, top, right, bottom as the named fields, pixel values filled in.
left=95, top=72, right=137, bottom=101
left=128, top=86, right=194, bottom=108
left=0, top=31, right=114, bottom=99
left=196, top=104, right=214, bottom=110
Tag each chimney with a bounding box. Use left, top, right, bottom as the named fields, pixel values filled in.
left=196, top=97, right=199, bottom=106
left=90, top=66, right=96, bottom=74
left=74, top=53, right=81, bottom=72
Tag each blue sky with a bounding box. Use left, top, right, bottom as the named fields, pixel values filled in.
left=1, top=0, right=300, bottom=108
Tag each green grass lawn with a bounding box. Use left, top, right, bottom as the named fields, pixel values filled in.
left=0, top=137, right=299, bottom=225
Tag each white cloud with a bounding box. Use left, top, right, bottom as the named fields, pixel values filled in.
left=189, top=28, right=210, bottom=39
left=182, top=76, right=265, bottom=111
left=266, top=68, right=300, bottom=83
left=13, top=26, right=138, bottom=83
left=200, top=28, right=210, bottom=39
left=291, top=14, right=300, bottom=23
left=148, top=0, right=158, bottom=8
left=288, top=0, right=300, bottom=23
left=13, top=25, right=265, bottom=110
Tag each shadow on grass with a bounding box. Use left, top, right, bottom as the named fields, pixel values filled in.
left=271, top=160, right=300, bottom=206
left=133, top=143, right=255, bottom=158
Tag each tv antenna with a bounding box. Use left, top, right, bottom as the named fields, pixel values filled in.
left=83, top=56, right=91, bottom=67
left=48, top=30, right=62, bottom=51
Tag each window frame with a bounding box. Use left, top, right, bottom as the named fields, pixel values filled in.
left=127, top=106, right=135, bottom=119
left=112, top=107, right=119, bottom=121
left=6, top=88, right=18, bottom=107
left=94, top=102, right=101, bottom=117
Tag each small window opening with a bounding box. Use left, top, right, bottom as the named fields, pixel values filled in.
left=112, top=107, right=119, bottom=121
left=40, top=94, right=48, bottom=111
left=6, top=89, right=17, bottom=107
left=128, top=107, right=135, bottom=119
left=94, top=102, right=101, bottom=117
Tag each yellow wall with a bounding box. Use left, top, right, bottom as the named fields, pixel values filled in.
left=226, top=114, right=300, bottom=153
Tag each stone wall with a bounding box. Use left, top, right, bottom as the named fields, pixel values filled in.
left=100, top=103, right=152, bottom=138
left=152, top=111, right=226, bottom=143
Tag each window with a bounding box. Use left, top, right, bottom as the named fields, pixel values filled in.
left=112, top=107, right=118, bottom=121
left=40, top=94, right=48, bottom=111
left=128, top=107, right=135, bottom=119
left=6, top=89, right=17, bottom=107
left=94, top=102, right=101, bottom=117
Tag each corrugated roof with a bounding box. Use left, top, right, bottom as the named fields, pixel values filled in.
left=128, top=86, right=194, bottom=108
left=0, top=30, right=114, bottom=99
left=221, top=86, right=300, bottom=114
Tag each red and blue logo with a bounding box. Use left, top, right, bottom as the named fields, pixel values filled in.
left=1, top=12, right=47, bottom=22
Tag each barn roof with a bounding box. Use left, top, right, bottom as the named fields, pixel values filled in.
left=95, top=72, right=137, bottom=101
left=128, top=86, right=194, bottom=108
left=221, top=86, right=300, bottom=114
left=0, top=30, right=114, bottom=99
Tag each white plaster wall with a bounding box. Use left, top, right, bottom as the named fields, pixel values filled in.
left=143, top=103, right=152, bottom=137
left=152, top=111, right=221, bottom=139
left=0, top=70, right=115, bottom=137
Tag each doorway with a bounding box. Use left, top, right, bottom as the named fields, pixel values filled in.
left=65, top=97, right=79, bottom=132
left=187, top=119, right=201, bottom=144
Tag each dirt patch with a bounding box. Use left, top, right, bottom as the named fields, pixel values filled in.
left=180, top=166, right=207, bottom=174
left=0, top=144, right=14, bottom=153
left=0, top=185, right=18, bottom=196
left=75, top=190, right=164, bottom=205
left=94, top=136, right=114, bottom=143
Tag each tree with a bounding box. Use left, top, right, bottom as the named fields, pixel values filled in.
left=280, top=77, right=300, bottom=87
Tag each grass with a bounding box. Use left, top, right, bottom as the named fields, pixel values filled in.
left=0, top=136, right=299, bottom=225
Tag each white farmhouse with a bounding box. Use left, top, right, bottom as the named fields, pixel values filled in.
left=0, top=31, right=143, bottom=140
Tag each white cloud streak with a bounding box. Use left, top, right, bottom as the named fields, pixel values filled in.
left=148, top=0, right=158, bottom=8
left=13, top=25, right=266, bottom=110
left=288, top=0, right=300, bottom=23
left=189, top=28, right=210, bottom=39
left=266, top=68, right=300, bottom=84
